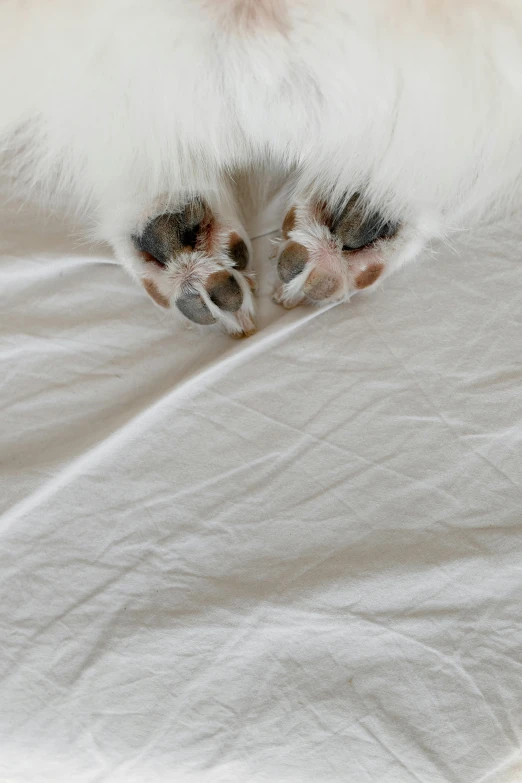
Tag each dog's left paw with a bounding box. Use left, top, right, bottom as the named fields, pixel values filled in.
left=130, top=198, right=256, bottom=338
left=273, top=195, right=399, bottom=309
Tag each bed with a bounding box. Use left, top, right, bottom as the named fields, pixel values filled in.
left=1, top=193, right=521, bottom=783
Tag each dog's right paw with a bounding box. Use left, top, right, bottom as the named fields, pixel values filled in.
left=274, top=194, right=400, bottom=308
left=130, top=199, right=256, bottom=338
left=273, top=196, right=399, bottom=310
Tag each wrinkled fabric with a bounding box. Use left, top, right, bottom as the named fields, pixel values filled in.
left=1, top=201, right=522, bottom=783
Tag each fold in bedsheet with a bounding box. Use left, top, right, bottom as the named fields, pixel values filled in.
left=1, top=202, right=522, bottom=783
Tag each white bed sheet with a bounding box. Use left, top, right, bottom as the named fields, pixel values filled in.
left=1, top=198, right=522, bottom=783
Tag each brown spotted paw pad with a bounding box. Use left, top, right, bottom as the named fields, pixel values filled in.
left=274, top=196, right=399, bottom=309
left=132, top=200, right=256, bottom=337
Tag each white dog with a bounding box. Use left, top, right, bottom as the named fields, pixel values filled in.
left=1, top=0, right=522, bottom=336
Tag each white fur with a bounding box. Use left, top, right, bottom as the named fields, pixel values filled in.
left=1, top=0, right=522, bottom=321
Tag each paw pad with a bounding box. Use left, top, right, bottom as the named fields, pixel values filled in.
left=133, top=199, right=255, bottom=337
left=275, top=197, right=399, bottom=307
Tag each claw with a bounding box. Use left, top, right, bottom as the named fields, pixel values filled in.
left=230, top=328, right=257, bottom=339
left=272, top=284, right=306, bottom=310
left=232, top=310, right=256, bottom=337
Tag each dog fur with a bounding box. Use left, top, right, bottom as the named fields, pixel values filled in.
left=1, top=1, right=522, bottom=333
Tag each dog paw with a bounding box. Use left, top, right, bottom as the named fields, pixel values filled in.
left=273, top=195, right=399, bottom=309
left=131, top=199, right=256, bottom=337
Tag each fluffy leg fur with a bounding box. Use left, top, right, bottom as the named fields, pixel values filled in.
left=1, top=1, right=522, bottom=329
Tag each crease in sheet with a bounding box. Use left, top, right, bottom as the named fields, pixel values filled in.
left=0, top=303, right=337, bottom=532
